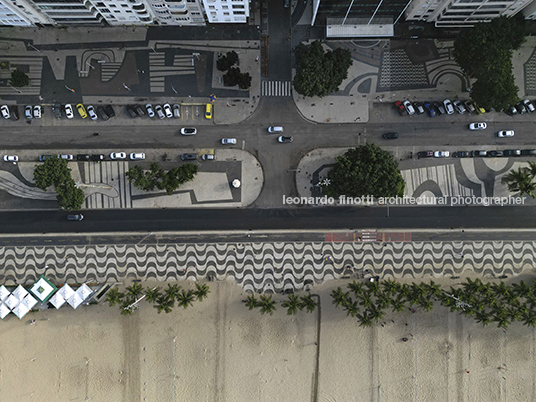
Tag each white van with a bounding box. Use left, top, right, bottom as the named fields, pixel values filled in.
left=268, top=126, right=283, bottom=133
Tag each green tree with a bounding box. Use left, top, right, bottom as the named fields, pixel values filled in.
left=126, top=283, right=144, bottom=300
left=164, top=284, right=181, bottom=302
left=176, top=289, right=195, bottom=309
left=293, top=41, right=352, bottom=98
left=10, top=68, right=30, bottom=87
left=223, top=67, right=241, bottom=86
left=154, top=295, right=174, bottom=314
left=238, top=72, right=252, bottom=89
left=502, top=166, right=536, bottom=198
left=331, top=287, right=350, bottom=307
left=56, top=179, right=85, bottom=210
left=194, top=283, right=210, bottom=301
left=145, top=287, right=162, bottom=303
left=34, top=156, right=72, bottom=190
left=325, top=143, right=405, bottom=199
left=106, top=288, right=124, bottom=307
left=259, top=294, right=277, bottom=315
left=120, top=300, right=135, bottom=315
left=216, top=50, right=239, bottom=71
left=299, top=293, right=318, bottom=313
left=243, top=294, right=259, bottom=310
left=282, top=294, right=301, bottom=315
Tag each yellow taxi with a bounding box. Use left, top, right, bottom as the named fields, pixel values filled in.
left=205, top=103, right=212, bottom=120
left=474, top=104, right=486, bottom=115
left=76, top=103, right=87, bottom=119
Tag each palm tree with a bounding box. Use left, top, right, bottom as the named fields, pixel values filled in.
left=331, top=287, right=350, bottom=307
left=243, top=294, right=259, bottom=310
left=527, top=161, right=536, bottom=179
left=492, top=282, right=511, bottom=300
left=521, top=311, right=536, bottom=327
left=493, top=313, right=510, bottom=329
left=120, top=300, right=134, bottom=315
left=176, top=289, right=195, bottom=309
left=282, top=294, right=301, bottom=315
left=381, top=278, right=400, bottom=296
left=194, top=283, right=210, bottom=301
left=502, top=168, right=535, bottom=198
left=154, top=295, right=174, bottom=314
left=359, top=292, right=374, bottom=309
left=165, top=284, right=181, bottom=302
left=462, top=278, right=484, bottom=294
left=300, top=293, right=318, bottom=313
left=259, top=295, right=277, bottom=315
left=512, top=280, right=532, bottom=299
left=343, top=300, right=359, bottom=317
left=424, top=280, right=442, bottom=299
left=365, top=280, right=381, bottom=296
left=475, top=310, right=492, bottom=326
left=375, top=292, right=391, bottom=310
left=106, top=288, right=124, bottom=307
left=390, top=296, right=406, bottom=313
left=417, top=297, right=434, bottom=312
left=347, top=281, right=364, bottom=296
left=367, top=306, right=385, bottom=322
left=357, top=311, right=374, bottom=327
left=126, top=283, right=144, bottom=300
left=145, top=287, right=162, bottom=303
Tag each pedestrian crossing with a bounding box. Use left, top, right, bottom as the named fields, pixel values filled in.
left=149, top=52, right=194, bottom=93
left=261, top=81, right=292, bottom=97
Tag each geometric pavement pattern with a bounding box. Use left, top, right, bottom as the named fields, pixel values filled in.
left=524, top=48, right=536, bottom=96
left=0, top=241, right=531, bottom=293
left=378, top=49, right=429, bottom=91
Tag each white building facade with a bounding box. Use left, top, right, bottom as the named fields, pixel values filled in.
left=202, top=0, right=249, bottom=23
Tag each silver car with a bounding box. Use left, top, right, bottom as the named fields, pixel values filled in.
left=145, top=104, right=155, bottom=118
left=155, top=105, right=165, bottom=119
left=163, top=103, right=173, bottom=118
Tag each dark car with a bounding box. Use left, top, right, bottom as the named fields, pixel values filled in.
left=471, top=150, right=487, bottom=157
left=413, top=102, right=425, bottom=114
left=90, top=154, right=105, bottom=161
left=104, top=104, right=115, bottom=118
left=181, top=153, right=197, bottom=161
left=515, top=102, right=527, bottom=114
left=433, top=101, right=446, bottom=115
left=126, top=105, right=138, bottom=118
left=487, top=150, right=504, bottom=157
left=453, top=151, right=470, bottom=158
left=383, top=132, right=399, bottom=140
left=521, top=149, right=536, bottom=156
left=278, top=135, right=293, bottom=143
left=507, top=105, right=518, bottom=116
left=76, top=154, right=90, bottom=161
left=39, top=155, right=52, bottom=161
left=67, top=214, right=84, bottom=221
left=394, top=101, right=407, bottom=116
left=97, top=106, right=109, bottom=121
left=417, top=151, right=434, bottom=158
left=503, top=149, right=521, bottom=157
left=134, top=105, right=146, bottom=117
left=52, top=103, right=62, bottom=119
left=423, top=102, right=436, bottom=117
left=10, top=105, right=19, bottom=121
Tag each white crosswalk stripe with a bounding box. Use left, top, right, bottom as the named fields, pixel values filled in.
left=261, top=81, right=292, bottom=97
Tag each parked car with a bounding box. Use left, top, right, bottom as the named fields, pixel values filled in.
left=205, top=103, right=213, bottom=119
left=90, top=154, right=105, bottom=161
left=3, top=155, right=18, bottom=162
left=515, top=102, right=526, bottom=114
left=173, top=104, right=181, bottom=118
left=201, top=154, right=215, bottom=161
left=130, top=152, right=145, bottom=160
left=64, top=104, right=74, bottom=119
left=97, top=106, right=109, bottom=121
left=383, top=132, right=399, bottom=140
left=521, top=149, right=536, bottom=156
left=163, top=103, right=173, bottom=118
left=474, top=104, right=486, bottom=115
left=155, top=105, right=165, bottom=119
left=507, top=105, right=518, bottom=116
left=221, top=138, right=237, bottom=145
left=39, top=155, right=52, bottom=161
left=1, top=105, right=10, bottom=119
left=25, top=105, right=33, bottom=119
left=394, top=101, right=407, bottom=116
left=126, top=105, right=138, bottom=118
left=76, top=103, right=87, bottom=119
left=423, top=102, right=436, bottom=117
left=10, top=106, right=19, bottom=120
left=76, top=154, right=90, bottom=161
left=433, top=101, right=445, bottom=115
left=453, top=100, right=466, bottom=114
left=145, top=104, right=155, bottom=118
left=487, top=150, right=504, bottom=157
left=268, top=126, right=284, bottom=133
left=33, top=105, right=42, bottom=119
left=67, top=214, right=84, bottom=221
left=278, top=135, right=293, bottom=143
left=471, top=150, right=487, bottom=157
left=413, top=102, right=425, bottom=114
left=110, top=152, right=126, bottom=160
left=443, top=99, right=454, bottom=115
left=498, top=130, right=514, bottom=138
left=469, top=122, right=487, bottom=130
left=523, top=99, right=535, bottom=112
left=434, top=151, right=450, bottom=158
left=134, top=105, right=145, bottom=117
left=52, top=103, right=62, bottom=119
left=464, top=101, right=475, bottom=113
left=104, top=104, right=115, bottom=117
left=86, top=105, right=97, bottom=120
left=181, top=153, right=197, bottom=161
left=60, top=154, right=73, bottom=160
left=403, top=100, right=415, bottom=115
left=503, top=149, right=521, bottom=157
left=180, top=127, right=197, bottom=135
left=453, top=151, right=470, bottom=158
left=417, top=151, right=434, bottom=158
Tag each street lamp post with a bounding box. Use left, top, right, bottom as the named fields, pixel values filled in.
left=86, top=61, right=95, bottom=70
left=123, top=83, right=131, bottom=91
left=171, top=86, right=177, bottom=94
left=28, top=43, right=41, bottom=52
left=9, top=85, right=22, bottom=93
left=65, top=85, right=75, bottom=93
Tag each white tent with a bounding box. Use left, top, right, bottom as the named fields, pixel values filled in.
left=23, top=294, right=38, bottom=310
left=67, top=292, right=83, bottom=309
left=49, top=292, right=66, bottom=309
left=58, top=284, right=75, bottom=300
left=0, top=285, right=10, bottom=302
left=5, top=294, right=18, bottom=310
left=12, top=302, right=30, bottom=319
left=12, top=285, right=28, bottom=301
left=76, top=284, right=93, bottom=302
left=0, top=302, right=10, bottom=319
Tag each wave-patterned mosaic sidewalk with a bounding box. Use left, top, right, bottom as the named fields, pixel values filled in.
left=0, top=241, right=533, bottom=293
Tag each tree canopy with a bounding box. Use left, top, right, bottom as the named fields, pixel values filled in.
left=10, top=69, right=30, bottom=87
left=126, top=162, right=198, bottom=195
left=216, top=51, right=239, bottom=72
left=453, top=16, right=525, bottom=111
left=324, top=143, right=405, bottom=198
left=502, top=162, right=536, bottom=198
left=293, top=41, right=353, bottom=98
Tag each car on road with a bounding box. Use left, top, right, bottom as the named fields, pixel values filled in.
left=268, top=126, right=284, bottom=133
left=443, top=99, right=454, bottom=115
left=25, top=105, right=33, bottom=119
left=173, top=104, right=180, bottom=118
left=475, top=104, right=486, bottom=115
left=471, top=150, right=487, bottom=157
left=76, top=154, right=90, bottom=161
left=403, top=101, right=415, bottom=115
left=86, top=105, right=97, bottom=120
left=155, top=105, right=165, bottom=119
left=126, top=105, right=138, bottom=118
left=4, top=155, right=18, bottom=162
left=453, top=100, right=466, bottom=114
left=134, top=105, right=145, bottom=117
left=90, top=154, right=105, bottom=161
left=105, top=104, right=115, bottom=117
left=221, top=138, right=237, bottom=145
left=97, top=106, right=109, bottom=121
left=434, top=151, right=450, bottom=158
left=181, top=153, right=197, bottom=161
left=423, top=102, right=435, bottom=117
left=1, top=105, right=10, bottom=119
left=64, top=104, right=74, bottom=119
left=464, top=101, right=475, bottom=113
left=60, top=154, right=73, bottom=160
left=278, top=135, right=293, bottom=143
left=433, top=101, right=445, bottom=115
left=413, top=102, right=425, bottom=114
left=145, top=104, right=155, bottom=118
left=205, top=103, right=213, bottom=119
left=498, top=130, right=514, bottom=137
left=383, top=132, right=399, bottom=140
left=52, top=103, right=62, bottom=119
left=507, top=105, right=518, bottom=116
left=469, top=122, right=487, bottom=130
left=523, top=99, right=535, bottom=112
left=10, top=106, right=19, bottom=120
left=503, top=149, right=521, bottom=157
left=39, top=155, right=52, bottom=161
left=76, top=103, right=87, bottom=119
left=453, top=151, right=470, bottom=158
left=180, top=127, right=197, bottom=135
left=130, top=152, right=145, bottom=160
left=33, top=105, right=42, bottom=119
left=110, top=152, right=126, bottom=160
left=163, top=103, right=173, bottom=118
left=201, top=154, right=215, bottom=161
left=487, top=150, right=504, bottom=157
left=67, top=214, right=84, bottom=221
left=394, top=101, right=406, bottom=115
left=417, top=151, right=434, bottom=158
left=521, top=149, right=536, bottom=156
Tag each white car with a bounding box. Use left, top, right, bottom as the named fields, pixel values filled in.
left=155, top=105, right=165, bottom=119
left=443, top=99, right=454, bottom=115
left=163, top=103, right=173, bottom=118
left=25, top=105, right=33, bottom=119
left=1, top=105, right=10, bottom=119
left=130, top=152, right=145, bottom=160
left=403, top=101, right=415, bottom=115
left=221, top=138, right=237, bottom=145
left=498, top=130, right=514, bottom=138
left=268, top=126, right=283, bottom=133
left=469, top=122, right=487, bottom=130
left=145, top=104, right=155, bottom=118
left=110, top=152, right=127, bottom=159
left=60, top=154, right=73, bottom=160
left=33, top=105, right=42, bottom=119
left=523, top=99, right=535, bottom=112
left=3, top=155, right=18, bottom=162
left=64, top=104, right=74, bottom=119
left=87, top=105, right=98, bottom=120
left=180, top=127, right=197, bottom=136
left=173, top=104, right=180, bottom=118
left=434, top=151, right=450, bottom=158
